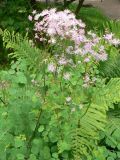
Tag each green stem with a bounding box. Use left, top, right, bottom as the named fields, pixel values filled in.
left=25, top=60, right=47, bottom=159
left=25, top=109, right=42, bottom=159
left=0, top=97, right=6, bottom=105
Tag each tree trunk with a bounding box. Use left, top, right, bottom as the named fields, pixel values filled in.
left=75, top=0, right=85, bottom=15
left=30, top=0, right=36, bottom=6
left=46, top=0, right=50, bottom=6
left=64, top=0, right=67, bottom=7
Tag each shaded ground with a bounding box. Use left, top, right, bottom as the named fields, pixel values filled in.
left=84, top=0, right=120, bottom=19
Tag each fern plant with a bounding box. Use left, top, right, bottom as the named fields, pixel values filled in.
left=99, top=107, right=120, bottom=160
left=103, top=20, right=120, bottom=38
left=99, top=20, right=120, bottom=78
left=71, top=78, right=120, bottom=159
left=99, top=46, right=120, bottom=78
left=0, top=29, right=46, bottom=73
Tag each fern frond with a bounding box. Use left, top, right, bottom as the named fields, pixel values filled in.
left=100, top=108, right=120, bottom=158
left=93, top=78, right=120, bottom=108
left=99, top=46, right=120, bottom=78
left=72, top=103, right=107, bottom=159
left=99, top=20, right=120, bottom=78
left=104, top=78, right=120, bottom=105
left=0, top=29, right=45, bottom=72
left=103, top=20, right=120, bottom=38
left=72, top=78, right=120, bottom=159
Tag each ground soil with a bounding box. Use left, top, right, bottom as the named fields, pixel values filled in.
left=84, top=0, right=120, bottom=19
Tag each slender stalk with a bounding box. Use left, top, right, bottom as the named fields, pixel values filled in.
left=25, top=60, right=47, bottom=159
left=43, top=60, right=47, bottom=102
left=25, top=109, right=42, bottom=159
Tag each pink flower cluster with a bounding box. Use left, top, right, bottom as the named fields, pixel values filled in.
left=28, top=9, right=120, bottom=88
left=29, top=9, right=86, bottom=44
left=28, top=9, right=111, bottom=62
left=104, top=33, right=120, bottom=46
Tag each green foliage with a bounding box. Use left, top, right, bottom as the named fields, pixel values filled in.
left=99, top=46, right=120, bottom=78
left=0, top=0, right=31, bottom=32
left=99, top=107, right=120, bottom=160
left=99, top=21, right=120, bottom=78
left=71, top=78, right=120, bottom=159
left=104, top=20, right=120, bottom=38
left=0, top=29, right=45, bottom=72
left=0, top=0, right=33, bottom=65
left=98, top=20, right=120, bottom=79
left=0, top=0, right=120, bottom=158
left=0, top=30, right=120, bottom=160
left=99, top=29, right=120, bottom=78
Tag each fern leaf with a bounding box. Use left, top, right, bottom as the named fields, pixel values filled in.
left=0, top=29, right=45, bottom=72
left=72, top=103, right=107, bottom=159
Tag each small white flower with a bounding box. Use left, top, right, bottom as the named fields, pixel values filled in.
left=40, top=38, right=44, bottom=41
left=48, top=63, right=56, bottom=72
left=74, top=48, right=82, bottom=55
left=58, top=58, right=67, bottom=65
left=88, top=31, right=96, bottom=38
left=99, top=45, right=105, bottom=51
left=64, top=9, right=71, bottom=14
left=79, top=104, right=83, bottom=109
left=51, top=38, right=56, bottom=44
left=97, top=53, right=108, bottom=61
left=79, top=22, right=86, bottom=28
left=66, top=46, right=73, bottom=54
left=71, top=107, right=75, bottom=112
left=63, top=73, right=71, bottom=80
left=112, top=39, right=120, bottom=46
left=34, top=14, right=41, bottom=20
left=35, top=34, right=39, bottom=39
left=32, top=10, right=37, bottom=15
left=78, top=60, right=81, bottom=64
left=84, top=74, right=90, bottom=83
left=82, top=83, right=89, bottom=88
left=26, top=28, right=29, bottom=31
left=104, top=33, right=114, bottom=40
left=31, top=79, right=37, bottom=85
left=28, top=15, right=32, bottom=21
left=84, top=57, right=90, bottom=63
left=66, top=97, right=71, bottom=102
